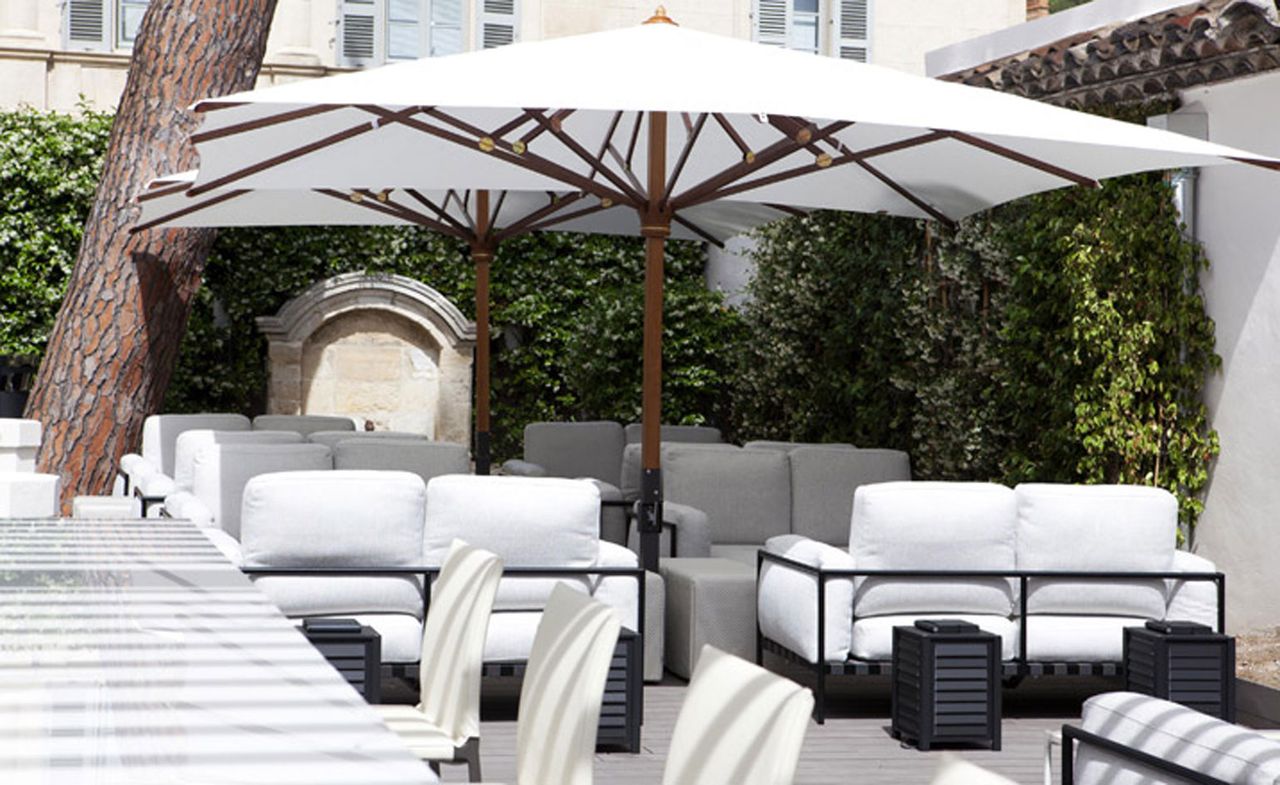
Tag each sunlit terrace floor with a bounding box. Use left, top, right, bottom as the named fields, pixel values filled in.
left=387, top=671, right=1128, bottom=785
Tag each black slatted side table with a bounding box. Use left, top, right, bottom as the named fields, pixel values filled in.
left=299, top=619, right=382, bottom=703
left=891, top=620, right=1002, bottom=751
left=1125, top=620, right=1235, bottom=721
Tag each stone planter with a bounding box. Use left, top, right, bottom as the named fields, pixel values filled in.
left=1237, top=678, right=1280, bottom=729
left=0, top=418, right=40, bottom=473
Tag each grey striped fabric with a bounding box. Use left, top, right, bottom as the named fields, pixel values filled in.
left=0, top=517, right=437, bottom=785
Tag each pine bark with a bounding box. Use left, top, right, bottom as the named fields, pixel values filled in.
left=25, top=0, right=278, bottom=507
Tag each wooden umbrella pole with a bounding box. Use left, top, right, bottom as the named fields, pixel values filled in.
left=639, top=110, right=669, bottom=574
left=473, top=189, right=494, bottom=475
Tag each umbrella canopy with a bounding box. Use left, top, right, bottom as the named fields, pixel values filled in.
left=156, top=10, right=1279, bottom=572
left=185, top=17, right=1277, bottom=223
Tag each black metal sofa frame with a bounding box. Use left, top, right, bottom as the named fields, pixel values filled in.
left=756, top=549, right=1225, bottom=723
left=1061, top=724, right=1234, bottom=784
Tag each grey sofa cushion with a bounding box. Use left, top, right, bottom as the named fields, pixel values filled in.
left=743, top=440, right=854, bottom=451
left=308, top=429, right=427, bottom=449
left=624, top=423, right=723, bottom=444
left=173, top=429, right=304, bottom=491
left=190, top=443, right=333, bottom=539
left=662, top=444, right=791, bottom=546
left=789, top=446, right=911, bottom=545
left=334, top=438, right=468, bottom=487
left=141, top=413, right=250, bottom=476
left=252, top=414, right=355, bottom=436
left=523, top=420, right=625, bottom=486
left=620, top=441, right=739, bottom=501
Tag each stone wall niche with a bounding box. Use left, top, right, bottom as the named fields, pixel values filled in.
left=258, top=273, right=476, bottom=445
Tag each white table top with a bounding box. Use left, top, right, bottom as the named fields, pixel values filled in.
left=0, top=517, right=438, bottom=785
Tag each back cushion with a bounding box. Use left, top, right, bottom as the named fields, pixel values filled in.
left=334, top=438, right=469, bottom=486
left=524, top=421, right=625, bottom=486
left=663, top=445, right=791, bottom=546
left=623, top=423, right=723, bottom=444
left=1078, top=692, right=1280, bottom=785
left=851, top=482, right=1017, bottom=617
left=309, top=430, right=427, bottom=449
left=241, top=470, right=426, bottom=618
left=191, top=443, right=333, bottom=539
left=252, top=414, right=355, bottom=436
left=173, top=430, right=303, bottom=490
left=620, top=442, right=741, bottom=501
left=790, top=447, right=911, bottom=545
left=1016, top=484, right=1175, bottom=618
left=424, top=475, right=600, bottom=609
left=142, top=413, right=250, bottom=475
left=744, top=440, right=855, bottom=451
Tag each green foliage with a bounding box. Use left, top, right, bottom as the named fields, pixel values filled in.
left=738, top=173, right=1220, bottom=529
left=0, top=105, right=113, bottom=357
left=1049, top=0, right=1091, bottom=12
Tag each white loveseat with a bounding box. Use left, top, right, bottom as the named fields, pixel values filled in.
left=757, top=481, right=1222, bottom=721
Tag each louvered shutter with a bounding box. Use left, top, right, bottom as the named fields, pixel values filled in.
left=387, top=0, right=423, bottom=60
left=835, top=0, right=870, bottom=62
left=66, top=0, right=108, bottom=51
left=753, top=0, right=788, bottom=47
left=118, top=0, right=150, bottom=47
left=430, top=0, right=463, bottom=56
left=477, top=0, right=517, bottom=50
left=338, top=0, right=381, bottom=66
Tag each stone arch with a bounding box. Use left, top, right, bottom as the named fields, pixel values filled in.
left=257, top=273, right=476, bottom=444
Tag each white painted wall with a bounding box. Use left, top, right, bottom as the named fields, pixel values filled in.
left=1175, top=69, right=1280, bottom=632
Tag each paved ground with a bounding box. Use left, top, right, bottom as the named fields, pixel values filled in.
left=387, top=670, right=1126, bottom=785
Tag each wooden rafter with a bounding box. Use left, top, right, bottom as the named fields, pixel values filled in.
left=131, top=188, right=249, bottom=232
left=190, top=104, right=341, bottom=144
left=664, top=112, right=708, bottom=207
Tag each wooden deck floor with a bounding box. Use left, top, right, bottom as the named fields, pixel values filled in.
left=410, top=672, right=1124, bottom=785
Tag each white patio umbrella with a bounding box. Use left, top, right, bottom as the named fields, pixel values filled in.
left=154, top=7, right=1279, bottom=571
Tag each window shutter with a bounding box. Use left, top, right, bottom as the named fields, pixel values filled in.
left=118, top=0, right=150, bottom=47
left=753, top=0, right=788, bottom=47
left=387, top=0, right=422, bottom=60
left=477, top=0, right=517, bottom=50
left=835, top=0, right=870, bottom=62
left=338, top=0, right=381, bottom=66
left=431, top=0, right=463, bottom=56
left=66, top=0, right=108, bottom=50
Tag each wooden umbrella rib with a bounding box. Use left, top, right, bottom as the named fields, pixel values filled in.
left=624, top=112, right=643, bottom=168
left=316, top=188, right=469, bottom=240
left=692, top=130, right=948, bottom=205
left=854, top=159, right=955, bottom=226
left=493, top=192, right=588, bottom=241
left=942, top=130, right=1100, bottom=188
left=1229, top=156, right=1280, bottom=172
left=526, top=109, right=647, bottom=206
left=187, top=106, right=420, bottom=196
left=664, top=112, right=708, bottom=207
left=672, top=213, right=724, bottom=248
left=130, top=188, right=249, bottom=232
left=488, top=189, right=509, bottom=236
left=191, top=104, right=342, bottom=144
left=136, top=182, right=193, bottom=202
left=671, top=119, right=850, bottom=210
left=492, top=113, right=536, bottom=140
left=403, top=189, right=473, bottom=235
left=365, top=106, right=635, bottom=207
left=763, top=202, right=808, bottom=218
left=523, top=201, right=615, bottom=235
left=711, top=113, right=752, bottom=156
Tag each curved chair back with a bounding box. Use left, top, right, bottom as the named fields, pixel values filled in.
left=515, top=584, right=621, bottom=785
left=417, top=539, right=503, bottom=745
left=662, top=645, right=814, bottom=785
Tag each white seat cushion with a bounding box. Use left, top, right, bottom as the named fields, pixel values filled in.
left=851, top=482, right=1017, bottom=617
left=1077, top=691, right=1280, bottom=785
left=1016, top=484, right=1175, bottom=618
left=424, top=475, right=600, bottom=610
left=295, top=613, right=423, bottom=664
left=1025, top=615, right=1148, bottom=662
left=482, top=611, right=543, bottom=662
left=851, top=614, right=1018, bottom=661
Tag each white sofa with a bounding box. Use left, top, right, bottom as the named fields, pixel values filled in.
left=757, top=481, right=1222, bottom=719
left=118, top=413, right=250, bottom=499
left=1064, top=692, right=1280, bottom=784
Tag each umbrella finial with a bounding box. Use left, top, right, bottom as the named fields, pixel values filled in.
left=643, top=6, right=678, bottom=25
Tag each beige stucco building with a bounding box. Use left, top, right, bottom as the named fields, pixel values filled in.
left=1, top=1, right=1026, bottom=112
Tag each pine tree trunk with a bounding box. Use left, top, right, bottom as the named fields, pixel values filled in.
left=24, top=0, right=278, bottom=508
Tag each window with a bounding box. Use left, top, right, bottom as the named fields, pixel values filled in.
left=64, top=0, right=151, bottom=51
left=753, top=0, right=871, bottom=63
left=338, top=0, right=517, bottom=67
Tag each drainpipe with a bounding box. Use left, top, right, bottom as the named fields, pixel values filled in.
left=1147, top=111, right=1209, bottom=241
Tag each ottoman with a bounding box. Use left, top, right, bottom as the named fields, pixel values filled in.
left=661, top=557, right=756, bottom=679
